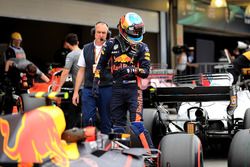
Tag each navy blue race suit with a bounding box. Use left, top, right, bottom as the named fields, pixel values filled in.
left=93, top=35, right=154, bottom=150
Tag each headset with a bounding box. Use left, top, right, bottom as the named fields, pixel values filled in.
left=90, top=21, right=111, bottom=40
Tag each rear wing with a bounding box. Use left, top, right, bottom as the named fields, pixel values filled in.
left=154, top=86, right=230, bottom=102
left=150, top=73, right=232, bottom=103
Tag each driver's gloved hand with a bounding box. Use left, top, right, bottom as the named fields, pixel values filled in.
left=92, top=78, right=100, bottom=98
left=118, top=66, right=137, bottom=76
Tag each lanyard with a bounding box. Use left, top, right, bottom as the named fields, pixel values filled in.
left=94, top=46, right=102, bottom=64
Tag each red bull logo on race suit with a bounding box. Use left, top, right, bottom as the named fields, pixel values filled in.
left=114, top=54, right=132, bottom=63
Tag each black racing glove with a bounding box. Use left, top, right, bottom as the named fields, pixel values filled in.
left=92, top=78, right=100, bottom=98
left=118, top=66, right=137, bottom=77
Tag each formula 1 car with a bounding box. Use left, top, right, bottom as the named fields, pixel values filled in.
left=0, top=92, right=204, bottom=167
left=0, top=92, right=147, bottom=167
left=142, top=72, right=250, bottom=163
left=227, top=79, right=250, bottom=167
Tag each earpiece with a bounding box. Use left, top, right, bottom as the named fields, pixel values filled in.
left=90, top=21, right=111, bottom=40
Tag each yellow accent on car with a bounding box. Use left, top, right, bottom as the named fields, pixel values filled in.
left=242, top=68, right=250, bottom=75
left=243, top=51, right=250, bottom=61
left=39, top=106, right=66, bottom=134
left=48, top=92, right=58, bottom=99
left=64, top=92, right=69, bottom=99
left=61, top=141, right=80, bottom=160
left=35, top=92, right=45, bottom=98
left=121, top=133, right=130, bottom=139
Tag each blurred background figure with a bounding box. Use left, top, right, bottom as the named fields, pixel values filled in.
left=3, top=58, right=49, bottom=114
left=5, top=58, right=50, bottom=89
left=57, top=33, right=82, bottom=92
left=5, top=32, right=26, bottom=60
left=173, top=45, right=198, bottom=75
left=173, top=45, right=188, bottom=75
left=53, top=40, right=71, bottom=67
left=220, top=41, right=249, bottom=64
left=56, top=33, right=83, bottom=129
left=186, top=46, right=199, bottom=75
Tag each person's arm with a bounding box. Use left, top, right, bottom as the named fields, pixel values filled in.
left=40, top=73, right=50, bottom=83
left=5, top=47, right=15, bottom=60
left=57, top=53, right=73, bottom=91
left=57, top=68, right=70, bottom=91
left=72, top=67, right=85, bottom=106
left=4, top=60, right=14, bottom=72
left=187, top=62, right=199, bottom=68
left=134, top=43, right=151, bottom=79
left=35, top=66, right=50, bottom=83
left=72, top=48, right=86, bottom=106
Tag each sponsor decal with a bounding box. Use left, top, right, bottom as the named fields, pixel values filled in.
left=0, top=107, right=69, bottom=167
left=114, top=54, right=132, bottom=63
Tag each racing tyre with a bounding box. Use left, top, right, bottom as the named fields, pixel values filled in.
left=159, top=133, right=203, bottom=167
left=21, top=93, right=46, bottom=112
left=143, top=108, right=157, bottom=137
left=228, top=129, right=250, bottom=167
left=243, top=108, right=250, bottom=129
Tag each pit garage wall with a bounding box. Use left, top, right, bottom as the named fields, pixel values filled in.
left=0, top=0, right=160, bottom=70
left=0, top=0, right=159, bottom=32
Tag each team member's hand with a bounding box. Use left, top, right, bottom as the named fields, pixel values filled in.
left=92, top=78, right=100, bottom=98
left=72, top=92, right=79, bottom=106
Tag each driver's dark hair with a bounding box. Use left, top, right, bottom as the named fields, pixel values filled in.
left=26, top=64, right=37, bottom=74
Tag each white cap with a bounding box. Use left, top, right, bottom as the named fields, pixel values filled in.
left=237, top=41, right=249, bottom=49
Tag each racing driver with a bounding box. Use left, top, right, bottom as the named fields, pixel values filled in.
left=92, top=12, right=154, bottom=150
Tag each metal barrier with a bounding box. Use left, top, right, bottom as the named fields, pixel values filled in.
left=194, top=62, right=232, bottom=74
left=151, top=62, right=232, bottom=75
left=174, top=62, right=233, bottom=74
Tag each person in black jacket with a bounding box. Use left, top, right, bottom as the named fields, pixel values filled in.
left=92, top=12, right=154, bottom=150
